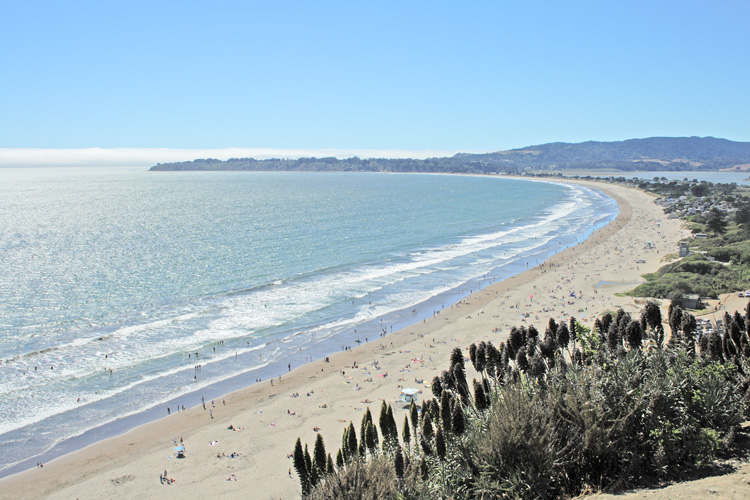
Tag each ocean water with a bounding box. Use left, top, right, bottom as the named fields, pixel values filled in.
left=0, top=168, right=616, bottom=473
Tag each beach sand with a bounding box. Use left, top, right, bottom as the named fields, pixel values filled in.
left=0, top=179, right=695, bottom=500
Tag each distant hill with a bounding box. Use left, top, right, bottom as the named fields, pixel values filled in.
left=150, top=137, right=750, bottom=173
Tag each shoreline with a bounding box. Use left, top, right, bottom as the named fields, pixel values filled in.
left=0, top=179, right=688, bottom=500
left=0, top=176, right=614, bottom=479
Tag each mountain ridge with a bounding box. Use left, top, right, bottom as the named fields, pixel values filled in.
left=150, top=136, right=750, bottom=173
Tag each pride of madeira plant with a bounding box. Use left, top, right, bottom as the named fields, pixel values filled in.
left=293, top=301, right=750, bottom=499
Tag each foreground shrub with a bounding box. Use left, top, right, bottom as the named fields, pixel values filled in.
left=295, top=304, right=748, bottom=499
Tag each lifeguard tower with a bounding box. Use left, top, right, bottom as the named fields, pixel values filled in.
left=399, top=388, right=420, bottom=405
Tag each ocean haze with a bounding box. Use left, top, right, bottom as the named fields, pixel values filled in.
left=0, top=147, right=468, bottom=168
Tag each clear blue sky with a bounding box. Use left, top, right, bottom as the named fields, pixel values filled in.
left=1, top=0, right=748, bottom=153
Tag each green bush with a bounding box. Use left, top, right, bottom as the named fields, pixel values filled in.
left=296, top=305, right=748, bottom=499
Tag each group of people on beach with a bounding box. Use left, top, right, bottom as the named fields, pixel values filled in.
left=160, top=470, right=174, bottom=484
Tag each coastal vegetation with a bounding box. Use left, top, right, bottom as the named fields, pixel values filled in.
left=292, top=303, right=750, bottom=499
left=150, top=137, right=750, bottom=174
left=561, top=176, right=750, bottom=301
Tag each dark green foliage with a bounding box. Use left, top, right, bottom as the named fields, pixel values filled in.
left=305, top=444, right=317, bottom=487
left=365, top=421, right=378, bottom=453
left=451, top=401, right=465, bottom=437
left=626, top=320, right=643, bottom=350
left=515, top=346, right=529, bottom=373
left=630, top=253, right=747, bottom=300
left=394, top=446, right=404, bottom=479
left=556, top=323, right=570, bottom=351
left=450, top=347, right=464, bottom=372
left=435, top=426, right=446, bottom=461
left=419, top=400, right=428, bottom=424
left=607, top=322, right=621, bottom=352
left=528, top=352, right=547, bottom=379
left=708, top=329, right=724, bottom=361
left=294, top=437, right=310, bottom=494
left=402, top=415, right=411, bottom=445
left=335, top=448, right=344, bottom=468
left=475, top=341, right=487, bottom=373
left=682, top=313, right=697, bottom=355
left=527, top=325, right=539, bottom=343
left=706, top=206, right=728, bottom=235
left=500, top=341, right=510, bottom=369
left=669, top=305, right=684, bottom=339
left=699, top=333, right=710, bottom=357
left=430, top=375, right=442, bottom=398
left=508, top=326, right=523, bottom=358
left=538, top=336, right=555, bottom=361
left=547, top=318, right=558, bottom=337
left=346, top=422, right=357, bottom=460
left=439, top=390, right=452, bottom=433
left=485, top=341, right=500, bottom=376
left=473, top=379, right=490, bottom=410
left=691, top=182, right=710, bottom=197
left=419, top=434, right=432, bottom=456
left=409, top=399, right=418, bottom=437
left=421, top=411, right=433, bottom=441
left=360, top=407, right=373, bottom=444
left=314, top=433, right=327, bottom=475
left=378, top=400, right=388, bottom=441
left=452, top=362, right=470, bottom=405
left=569, top=316, right=578, bottom=346
left=735, top=203, right=750, bottom=226
left=383, top=403, right=398, bottom=451
left=601, top=312, right=613, bottom=333
left=300, top=304, right=750, bottom=500
left=327, top=453, right=334, bottom=475
left=642, top=301, right=665, bottom=346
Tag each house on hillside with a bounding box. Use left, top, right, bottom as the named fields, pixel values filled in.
left=680, top=294, right=703, bottom=309
left=679, top=242, right=690, bottom=257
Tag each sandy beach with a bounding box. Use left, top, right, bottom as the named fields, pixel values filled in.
left=0, top=179, right=692, bottom=500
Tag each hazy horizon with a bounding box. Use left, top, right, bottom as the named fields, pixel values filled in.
left=0, top=147, right=480, bottom=168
